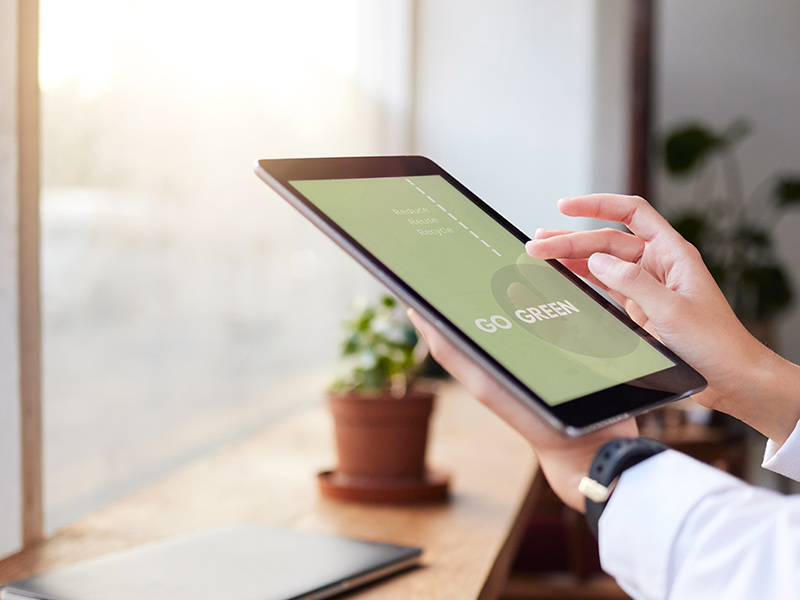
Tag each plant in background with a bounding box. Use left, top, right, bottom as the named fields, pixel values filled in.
left=323, top=295, right=448, bottom=503
left=663, top=118, right=800, bottom=322
left=330, top=295, right=421, bottom=398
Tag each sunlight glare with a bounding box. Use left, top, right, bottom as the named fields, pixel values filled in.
left=40, top=0, right=359, bottom=94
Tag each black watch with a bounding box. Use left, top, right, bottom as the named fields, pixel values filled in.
left=580, top=437, right=668, bottom=538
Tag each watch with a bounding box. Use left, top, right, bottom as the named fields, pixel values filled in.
left=579, top=437, right=668, bottom=538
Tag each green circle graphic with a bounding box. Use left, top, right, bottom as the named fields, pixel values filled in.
left=490, top=263, right=638, bottom=358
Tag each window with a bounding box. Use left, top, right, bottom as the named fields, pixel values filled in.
left=40, top=0, right=409, bottom=533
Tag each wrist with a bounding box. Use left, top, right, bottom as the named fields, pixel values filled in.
left=536, top=444, right=599, bottom=513
left=740, top=350, right=800, bottom=445
left=534, top=418, right=640, bottom=513
left=529, top=417, right=639, bottom=513
left=713, top=343, right=800, bottom=445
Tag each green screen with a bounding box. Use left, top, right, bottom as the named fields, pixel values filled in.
left=292, top=175, right=675, bottom=406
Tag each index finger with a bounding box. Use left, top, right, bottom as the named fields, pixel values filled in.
left=557, top=194, right=678, bottom=244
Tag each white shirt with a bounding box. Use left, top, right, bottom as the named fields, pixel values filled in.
left=599, top=420, right=800, bottom=600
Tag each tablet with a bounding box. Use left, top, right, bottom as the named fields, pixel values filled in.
left=0, top=524, right=421, bottom=600
left=254, top=156, right=706, bottom=436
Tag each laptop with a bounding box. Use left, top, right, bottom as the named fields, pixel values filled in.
left=0, top=524, right=422, bottom=600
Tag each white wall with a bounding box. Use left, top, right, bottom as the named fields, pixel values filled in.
left=357, top=0, right=415, bottom=154
left=656, top=0, right=800, bottom=362
left=412, top=0, right=632, bottom=236
left=0, top=0, right=24, bottom=560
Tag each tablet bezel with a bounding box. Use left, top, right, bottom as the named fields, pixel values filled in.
left=254, top=155, right=707, bottom=436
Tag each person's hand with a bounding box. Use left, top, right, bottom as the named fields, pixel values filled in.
left=407, top=309, right=637, bottom=513
left=527, top=194, right=800, bottom=444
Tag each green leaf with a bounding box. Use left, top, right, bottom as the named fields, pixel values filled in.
left=720, top=118, right=752, bottom=147
left=402, top=327, right=418, bottom=347
left=741, top=266, right=793, bottom=319
left=671, top=214, right=706, bottom=249
left=664, top=125, right=720, bottom=175
left=342, top=333, right=360, bottom=355
left=775, top=177, right=800, bottom=207
left=356, top=308, right=375, bottom=331
left=360, top=368, right=385, bottom=392
left=735, top=226, right=770, bottom=248
left=333, top=293, right=421, bottom=394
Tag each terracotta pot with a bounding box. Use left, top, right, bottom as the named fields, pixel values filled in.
left=328, top=387, right=434, bottom=481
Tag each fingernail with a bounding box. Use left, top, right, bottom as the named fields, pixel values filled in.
left=588, top=253, right=613, bottom=275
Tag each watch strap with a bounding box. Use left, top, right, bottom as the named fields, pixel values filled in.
left=582, top=437, right=668, bottom=538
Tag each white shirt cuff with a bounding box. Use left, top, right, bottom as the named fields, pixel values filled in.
left=763, top=419, right=800, bottom=482
left=599, top=450, right=744, bottom=600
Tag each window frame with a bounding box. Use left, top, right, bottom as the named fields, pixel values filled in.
left=4, top=0, right=420, bottom=549
left=0, top=0, right=43, bottom=559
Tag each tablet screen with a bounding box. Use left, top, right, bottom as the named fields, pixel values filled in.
left=291, top=174, right=675, bottom=407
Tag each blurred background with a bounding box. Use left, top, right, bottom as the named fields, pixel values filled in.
left=39, top=0, right=800, bottom=538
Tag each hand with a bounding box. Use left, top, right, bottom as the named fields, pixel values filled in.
left=527, top=194, right=800, bottom=444
left=407, top=309, right=637, bottom=513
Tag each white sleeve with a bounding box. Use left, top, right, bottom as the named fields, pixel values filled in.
left=599, top=450, right=800, bottom=600
left=763, top=419, right=800, bottom=482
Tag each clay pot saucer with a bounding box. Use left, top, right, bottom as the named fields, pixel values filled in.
left=317, top=469, right=450, bottom=504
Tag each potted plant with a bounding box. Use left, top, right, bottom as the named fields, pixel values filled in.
left=661, top=118, right=800, bottom=340
left=317, top=295, right=449, bottom=503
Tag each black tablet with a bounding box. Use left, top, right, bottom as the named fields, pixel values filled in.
left=254, top=156, right=706, bottom=436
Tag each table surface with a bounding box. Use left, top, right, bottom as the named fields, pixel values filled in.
left=0, top=382, right=538, bottom=599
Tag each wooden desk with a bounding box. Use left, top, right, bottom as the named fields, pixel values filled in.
left=0, top=383, right=537, bottom=599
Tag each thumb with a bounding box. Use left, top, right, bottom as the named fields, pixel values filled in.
left=587, top=253, right=674, bottom=319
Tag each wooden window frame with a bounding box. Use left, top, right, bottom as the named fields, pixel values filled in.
left=18, top=0, right=43, bottom=548
left=0, top=0, right=42, bottom=558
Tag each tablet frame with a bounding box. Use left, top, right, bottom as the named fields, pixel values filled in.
left=254, top=155, right=707, bottom=436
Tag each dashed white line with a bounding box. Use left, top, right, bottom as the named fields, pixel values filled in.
left=406, top=179, right=501, bottom=258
